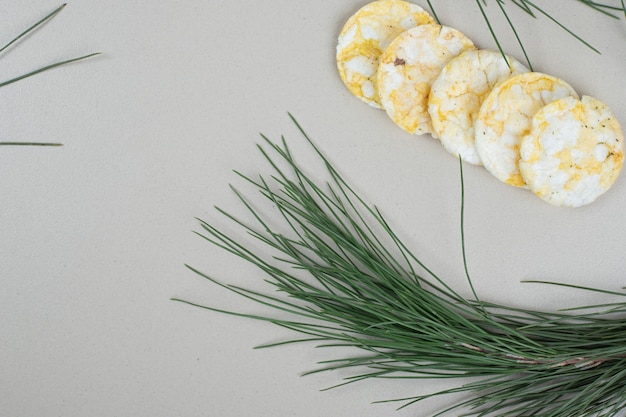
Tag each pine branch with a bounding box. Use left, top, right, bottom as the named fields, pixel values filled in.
left=179, top=116, right=626, bottom=416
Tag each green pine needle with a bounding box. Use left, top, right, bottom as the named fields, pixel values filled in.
left=178, top=116, right=626, bottom=416
left=495, top=0, right=534, bottom=71
left=0, top=4, right=67, bottom=55
left=0, top=4, right=100, bottom=88
left=0, top=51, right=101, bottom=90
left=425, top=0, right=625, bottom=70
left=0, top=142, right=63, bottom=147
left=1, top=4, right=100, bottom=147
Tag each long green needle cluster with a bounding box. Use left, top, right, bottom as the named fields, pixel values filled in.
left=0, top=4, right=100, bottom=147
left=428, top=0, right=626, bottom=71
left=178, top=115, right=626, bottom=416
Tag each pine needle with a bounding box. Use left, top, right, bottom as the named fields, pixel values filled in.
left=179, top=116, right=626, bottom=416
left=0, top=4, right=67, bottom=55
left=0, top=142, right=63, bottom=147
left=524, top=0, right=601, bottom=54
left=0, top=3, right=100, bottom=87
left=0, top=52, right=101, bottom=89
left=0, top=4, right=100, bottom=147
left=495, top=0, right=534, bottom=71
left=426, top=0, right=624, bottom=70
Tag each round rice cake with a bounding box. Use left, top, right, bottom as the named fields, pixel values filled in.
left=336, top=0, right=434, bottom=108
left=519, top=96, right=624, bottom=207
left=429, top=50, right=529, bottom=165
left=377, top=24, right=476, bottom=135
left=475, top=72, right=578, bottom=188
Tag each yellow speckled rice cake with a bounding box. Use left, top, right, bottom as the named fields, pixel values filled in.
left=336, top=0, right=433, bottom=108
left=520, top=95, right=624, bottom=207
left=475, top=72, right=578, bottom=188
left=429, top=50, right=529, bottom=165
left=377, top=24, right=475, bottom=136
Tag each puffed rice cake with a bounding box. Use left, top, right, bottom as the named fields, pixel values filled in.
left=377, top=24, right=476, bottom=135
left=429, top=50, right=529, bottom=164
left=475, top=72, right=578, bottom=187
left=519, top=95, right=624, bottom=207
left=336, top=0, right=434, bottom=108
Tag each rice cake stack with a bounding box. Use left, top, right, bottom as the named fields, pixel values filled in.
left=336, top=0, right=624, bottom=207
